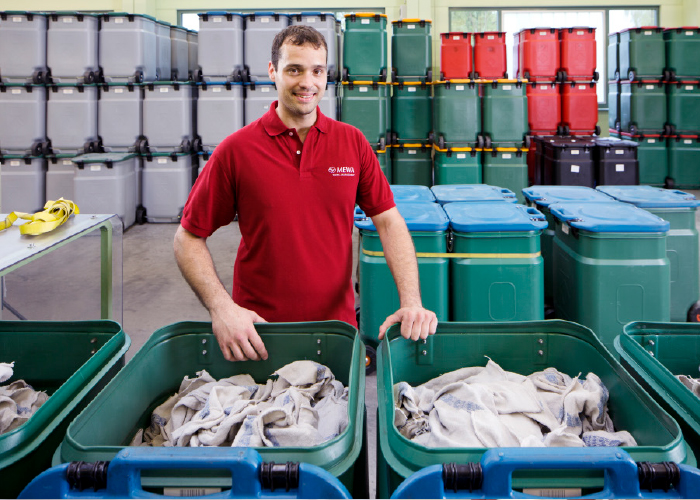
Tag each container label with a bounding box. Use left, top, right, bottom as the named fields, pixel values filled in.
left=687, top=31, right=694, bottom=36
left=540, top=85, right=547, bottom=90
left=488, top=35, right=494, bottom=40
left=579, top=85, right=586, bottom=89
left=562, top=224, right=570, bottom=234
left=12, top=17, right=22, bottom=23
left=646, top=85, right=654, bottom=89
left=158, top=158, right=168, bottom=164
left=408, top=25, right=416, bottom=29
left=571, top=165, right=580, bottom=173
left=160, top=87, right=169, bottom=92
left=453, top=35, right=460, bottom=40
left=10, top=160, right=20, bottom=166
left=456, top=85, right=464, bottom=90
left=503, top=153, right=512, bottom=159
left=539, top=31, right=547, bottom=35
left=616, top=164, right=625, bottom=171
left=261, top=18, right=270, bottom=23
left=503, top=85, right=512, bottom=90
left=307, top=18, right=316, bottom=22
left=115, top=18, right=124, bottom=24
left=163, top=488, right=222, bottom=497
left=571, top=150, right=580, bottom=155
left=359, top=87, right=368, bottom=92
left=64, top=18, right=73, bottom=23
left=457, top=153, right=466, bottom=159
left=685, top=139, right=693, bottom=144
left=213, top=18, right=222, bottom=23
left=63, top=160, right=72, bottom=166
left=615, top=149, right=624, bottom=154
left=523, top=489, right=581, bottom=497
left=408, top=87, right=417, bottom=92
left=64, top=88, right=74, bottom=94
left=115, top=88, right=124, bottom=93
left=11, top=88, right=21, bottom=94
left=577, top=31, right=584, bottom=35
left=687, top=85, right=694, bottom=90
left=361, top=19, right=370, bottom=24
left=648, top=139, right=656, bottom=143
left=262, top=87, right=270, bottom=92
left=409, top=150, right=417, bottom=154
left=91, top=165, right=101, bottom=171
left=644, top=30, right=652, bottom=35
left=213, top=87, right=222, bottom=92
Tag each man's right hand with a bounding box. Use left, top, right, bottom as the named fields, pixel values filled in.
left=210, top=302, right=269, bottom=362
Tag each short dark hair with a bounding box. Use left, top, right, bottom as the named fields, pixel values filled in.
left=271, top=25, right=328, bottom=70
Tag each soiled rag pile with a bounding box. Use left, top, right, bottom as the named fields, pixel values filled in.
left=677, top=375, right=700, bottom=397
left=131, top=360, right=348, bottom=448
left=394, top=359, right=637, bottom=448
left=0, top=362, right=49, bottom=435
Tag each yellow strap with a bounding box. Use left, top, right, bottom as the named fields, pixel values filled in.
left=0, top=198, right=80, bottom=235
left=362, top=249, right=541, bottom=259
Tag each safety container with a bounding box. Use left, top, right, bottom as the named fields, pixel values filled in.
left=542, top=136, right=594, bottom=186
left=99, top=13, right=157, bottom=83
left=52, top=321, right=369, bottom=498
left=342, top=13, right=388, bottom=82
left=559, top=27, right=598, bottom=82
left=619, top=27, right=665, bottom=82
left=196, top=12, right=244, bottom=82
left=46, top=84, right=99, bottom=154
left=170, top=25, right=189, bottom=82
left=514, top=28, right=558, bottom=81
left=529, top=135, right=550, bottom=185
left=154, top=21, right=171, bottom=82
left=244, top=13, right=290, bottom=82
left=391, top=82, right=432, bottom=144
left=597, top=186, right=700, bottom=322
left=244, top=82, right=276, bottom=126
left=290, top=12, right=340, bottom=82
left=433, top=146, right=481, bottom=185
left=141, top=153, right=196, bottom=223
left=375, top=147, right=391, bottom=182
left=142, top=82, right=195, bottom=154
left=608, top=32, right=620, bottom=81
left=391, top=185, right=435, bottom=203
left=624, top=134, right=667, bottom=186
left=340, top=81, right=390, bottom=148
left=46, top=154, right=76, bottom=201
left=47, top=12, right=99, bottom=84
left=666, top=82, right=700, bottom=136
left=664, top=27, right=700, bottom=81
left=187, top=29, right=198, bottom=81
left=390, top=144, right=432, bottom=186
left=620, top=80, right=666, bottom=135
left=551, top=201, right=670, bottom=351
left=0, top=320, right=130, bottom=499
left=473, top=32, right=507, bottom=79
left=480, top=80, right=528, bottom=148
left=320, top=82, right=338, bottom=120
left=523, top=186, right=613, bottom=308
left=667, top=136, right=700, bottom=189
left=482, top=148, right=528, bottom=203
left=617, top=322, right=700, bottom=462
left=72, top=152, right=139, bottom=229
left=357, top=203, right=449, bottom=347
left=0, top=11, right=48, bottom=84
left=0, top=83, right=46, bottom=156
left=195, top=82, right=244, bottom=153
left=594, top=137, right=639, bottom=184
left=0, top=155, right=45, bottom=213
left=391, top=19, right=432, bottom=82
left=431, top=184, right=516, bottom=206
left=526, top=82, right=560, bottom=135
left=433, top=80, right=479, bottom=148
left=609, top=81, right=620, bottom=132
left=98, top=83, right=143, bottom=153
left=446, top=202, right=546, bottom=322
left=560, top=82, right=599, bottom=135
left=439, top=32, right=472, bottom=80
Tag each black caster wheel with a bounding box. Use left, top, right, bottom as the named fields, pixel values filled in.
left=665, top=176, right=676, bottom=189
left=136, top=205, right=147, bottom=225
left=594, top=125, right=601, bottom=136
left=391, top=68, right=397, bottom=83
left=31, top=142, right=43, bottom=156
left=195, top=68, right=203, bottom=83
left=484, top=135, right=492, bottom=149
left=180, top=138, right=191, bottom=153
left=669, top=70, right=676, bottom=82
left=524, top=71, right=530, bottom=81
left=477, top=135, right=485, bottom=149
left=593, top=71, right=599, bottom=82
left=193, top=137, right=203, bottom=153
left=615, top=120, right=621, bottom=132
left=44, top=69, right=53, bottom=84
left=628, top=69, right=636, bottom=82
left=438, top=135, right=445, bottom=150
left=138, top=138, right=149, bottom=155
left=439, top=71, right=445, bottom=81
left=427, top=132, right=434, bottom=145
left=83, top=141, right=94, bottom=153
left=32, top=70, right=43, bottom=85
left=524, top=135, right=532, bottom=149
left=614, top=70, right=620, bottom=81
left=563, top=125, right=570, bottom=136
left=98, top=67, right=104, bottom=84
left=688, top=301, right=700, bottom=322
left=83, top=70, right=94, bottom=84
left=629, top=124, right=638, bottom=137
left=365, top=345, right=376, bottom=376
left=135, top=70, right=144, bottom=83
left=342, top=68, right=349, bottom=82
left=426, top=69, right=433, bottom=82
left=379, top=68, right=387, bottom=83
left=379, top=136, right=386, bottom=151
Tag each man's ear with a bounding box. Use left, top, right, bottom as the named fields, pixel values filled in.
left=268, top=61, right=276, bottom=82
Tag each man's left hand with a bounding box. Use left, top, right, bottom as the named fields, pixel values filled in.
left=378, top=306, right=438, bottom=341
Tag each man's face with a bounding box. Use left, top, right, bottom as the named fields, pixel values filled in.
left=269, top=41, right=327, bottom=118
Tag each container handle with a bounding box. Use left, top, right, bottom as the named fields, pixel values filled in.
left=549, top=205, right=577, bottom=221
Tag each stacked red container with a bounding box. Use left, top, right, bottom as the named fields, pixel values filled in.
left=473, top=32, right=507, bottom=79
left=440, top=32, right=473, bottom=80
left=515, top=28, right=559, bottom=81
left=560, top=82, right=600, bottom=135
left=559, top=27, right=598, bottom=82
left=527, top=82, right=560, bottom=134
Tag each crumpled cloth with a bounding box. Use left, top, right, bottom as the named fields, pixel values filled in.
left=677, top=375, right=700, bottom=397
left=0, top=361, right=49, bottom=434
left=131, top=360, right=349, bottom=448
left=394, top=359, right=637, bottom=448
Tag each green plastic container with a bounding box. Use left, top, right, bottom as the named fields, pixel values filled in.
left=375, top=147, right=391, bottom=182
left=620, top=81, right=667, bottom=135
left=668, top=136, right=700, bottom=189
left=342, top=13, right=388, bottom=81
left=481, top=148, right=528, bottom=203
left=432, top=146, right=481, bottom=185
left=340, top=81, right=391, bottom=148
left=445, top=202, right=547, bottom=322
left=481, top=80, right=528, bottom=147
left=52, top=321, right=368, bottom=497
left=432, top=80, right=480, bottom=147
left=551, top=202, right=671, bottom=352
left=666, top=82, right=700, bottom=135
left=390, top=144, right=432, bottom=186
left=608, top=81, right=620, bottom=131
left=391, top=82, right=432, bottom=144
left=0, top=321, right=130, bottom=499
left=616, top=321, right=700, bottom=463
left=626, top=134, right=667, bottom=186
left=596, top=185, right=700, bottom=322
left=663, top=27, right=700, bottom=81
left=391, top=19, right=432, bottom=82
left=377, top=320, right=695, bottom=499
left=608, top=32, right=620, bottom=81
left=356, top=203, right=449, bottom=347
left=618, top=27, right=665, bottom=81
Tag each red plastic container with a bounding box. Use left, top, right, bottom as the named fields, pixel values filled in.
left=559, top=27, right=598, bottom=82
left=526, top=82, right=560, bottom=134
left=560, top=81, right=599, bottom=135
left=473, top=32, right=507, bottom=79
left=440, top=32, right=473, bottom=80
left=515, top=28, right=559, bottom=81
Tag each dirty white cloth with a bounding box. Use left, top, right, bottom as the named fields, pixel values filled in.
left=132, top=360, right=349, bottom=448
left=677, top=375, right=700, bottom=397
left=394, top=359, right=637, bottom=448
left=0, top=362, right=49, bottom=434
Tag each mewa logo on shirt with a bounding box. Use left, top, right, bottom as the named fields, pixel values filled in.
left=328, top=166, right=356, bottom=177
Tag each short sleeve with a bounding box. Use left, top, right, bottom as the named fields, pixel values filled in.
left=355, top=135, right=395, bottom=217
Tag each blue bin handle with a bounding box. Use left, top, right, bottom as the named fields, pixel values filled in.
left=549, top=204, right=577, bottom=222
left=524, top=206, right=546, bottom=221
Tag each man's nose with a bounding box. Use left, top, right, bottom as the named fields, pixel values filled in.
left=299, top=71, right=315, bottom=89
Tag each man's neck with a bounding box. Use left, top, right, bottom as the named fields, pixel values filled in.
left=276, top=106, right=316, bottom=143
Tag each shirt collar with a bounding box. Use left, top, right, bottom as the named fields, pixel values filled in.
left=262, top=101, right=329, bottom=136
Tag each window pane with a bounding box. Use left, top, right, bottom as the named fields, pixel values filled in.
left=182, top=12, right=199, bottom=31
left=450, top=9, right=498, bottom=32
left=609, top=9, right=658, bottom=34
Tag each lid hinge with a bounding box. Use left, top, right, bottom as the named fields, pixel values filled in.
left=66, top=461, right=110, bottom=491
left=638, top=461, right=680, bottom=492
left=443, top=463, right=483, bottom=493
left=260, top=462, right=299, bottom=492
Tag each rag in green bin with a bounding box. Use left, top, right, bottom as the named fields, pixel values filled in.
left=677, top=375, right=700, bottom=397
left=0, top=362, right=49, bottom=435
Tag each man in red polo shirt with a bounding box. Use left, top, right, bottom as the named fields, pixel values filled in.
left=174, top=25, right=437, bottom=362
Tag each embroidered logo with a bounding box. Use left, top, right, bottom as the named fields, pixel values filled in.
left=328, top=167, right=336, bottom=174
left=328, top=166, right=355, bottom=177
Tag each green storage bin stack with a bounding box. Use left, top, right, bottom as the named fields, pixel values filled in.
left=390, top=19, right=432, bottom=83
left=0, top=321, right=130, bottom=499
left=609, top=81, right=620, bottom=132
left=622, top=133, right=667, bottom=186
left=52, top=321, right=369, bottom=498
left=618, top=26, right=665, bottom=81
left=432, top=80, right=480, bottom=149
left=663, top=27, right=700, bottom=81
left=356, top=203, right=449, bottom=348
left=340, top=81, right=391, bottom=149
left=551, top=201, right=671, bottom=352
left=480, top=80, right=529, bottom=149
left=667, top=136, right=700, bottom=189
left=377, top=320, right=695, bottom=499
left=608, top=32, right=620, bottom=81
left=619, top=80, right=667, bottom=135
left=444, top=202, right=547, bottom=322
left=390, top=81, right=432, bottom=145
left=375, top=146, right=391, bottom=182
left=432, top=145, right=481, bottom=185
left=342, top=13, right=389, bottom=82
left=390, top=143, right=432, bottom=186
left=597, top=185, right=700, bottom=322
left=666, top=82, right=700, bottom=136
left=482, top=148, right=528, bottom=203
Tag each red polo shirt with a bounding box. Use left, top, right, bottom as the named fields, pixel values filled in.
left=181, top=102, right=395, bottom=325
